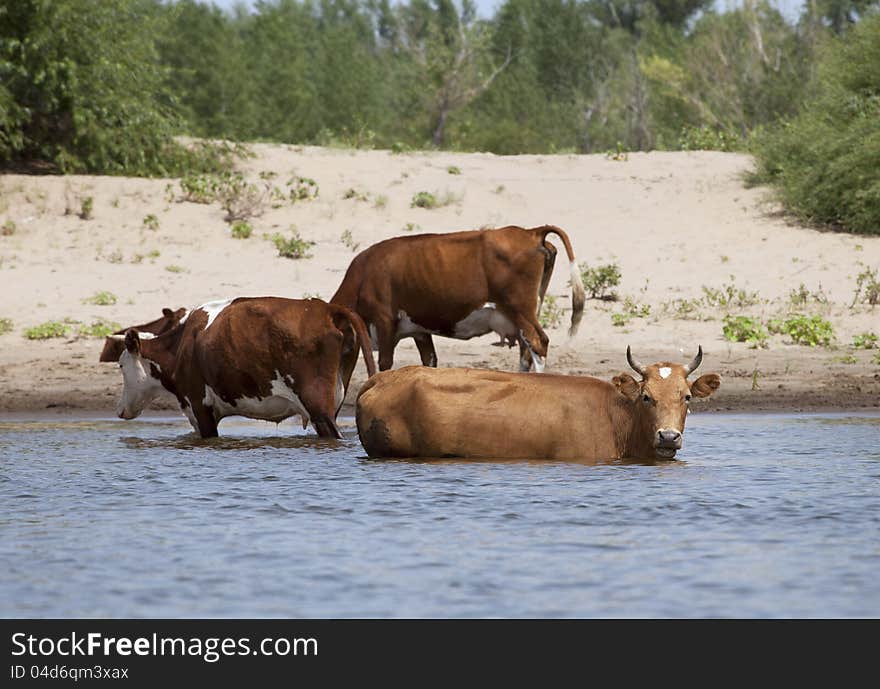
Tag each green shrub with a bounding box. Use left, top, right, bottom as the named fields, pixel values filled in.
left=77, top=319, right=121, bottom=338
left=142, top=214, right=159, bottom=231
left=82, top=291, right=117, bottom=306
left=230, top=221, right=252, bottom=239
left=851, top=266, right=880, bottom=307
left=539, top=295, right=563, bottom=329
left=288, top=176, right=319, bottom=202
left=722, top=315, right=768, bottom=348
left=24, top=321, right=73, bottom=340
left=343, top=188, right=370, bottom=202
left=447, top=166, right=462, bottom=175
left=789, top=283, right=828, bottom=307
left=403, top=222, right=420, bottom=232
left=270, top=230, right=314, bottom=259
left=341, top=229, right=359, bottom=252
left=768, top=314, right=835, bottom=347
left=1, top=220, right=16, bottom=236
left=702, top=279, right=761, bottom=309
left=580, top=262, right=621, bottom=300
left=165, top=264, right=187, bottom=273
left=0, top=318, right=13, bottom=335
left=750, top=15, right=880, bottom=234
left=853, top=332, right=878, bottom=349
left=411, top=191, right=437, bottom=209
left=612, top=297, right=650, bottom=327
left=678, top=125, right=740, bottom=152
left=78, top=196, right=94, bottom=220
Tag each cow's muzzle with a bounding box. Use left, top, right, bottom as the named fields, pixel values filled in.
left=655, top=429, right=682, bottom=459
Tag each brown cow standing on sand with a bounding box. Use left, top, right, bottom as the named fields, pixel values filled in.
left=331, top=225, right=586, bottom=373
left=99, top=307, right=187, bottom=362
left=116, top=297, right=376, bottom=438
left=356, top=346, right=720, bottom=460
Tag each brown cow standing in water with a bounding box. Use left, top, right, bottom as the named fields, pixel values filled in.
left=99, top=307, right=187, bottom=362
left=331, top=225, right=586, bottom=373
left=356, top=347, right=720, bottom=460
left=116, top=297, right=376, bottom=438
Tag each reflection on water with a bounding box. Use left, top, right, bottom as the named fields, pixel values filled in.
left=1, top=412, right=879, bottom=618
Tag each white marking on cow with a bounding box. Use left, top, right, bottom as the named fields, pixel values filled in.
left=201, top=371, right=310, bottom=428
left=199, top=299, right=235, bottom=330
left=181, top=397, right=199, bottom=432
left=396, top=310, right=432, bottom=338
left=530, top=352, right=545, bottom=373
left=116, top=350, right=165, bottom=419
left=178, top=309, right=191, bottom=324
left=368, top=323, right=379, bottom=351
left=452, top=305, right=516, bottom=340
left=659, top=367, right=672, bottom=379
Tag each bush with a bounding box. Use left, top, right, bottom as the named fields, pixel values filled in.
left=24, top=321, right=73, bottom=340
left=851, top=266, right=880, bottom=307
left=78, top=319, right=121, bottom=338
left=611, top=297, right=650, bottom=327
left=230, top=221, right=252, bottom=239
left=580, top=262, right=621, bottom=300
left=539, top=295, right=563, bottom=329
left=768, top=314, right=835, bottom=347
left=722, top=315, right=768, bottom=348
left=82, top=291, right=117, bottom=306
left=702, top=279, right=761, bottom=309
left=750, top=15, right=880, bottom=234
left=0, top=317, right=13, bottom=335
left=678, top=125, right=740, bottom=152
left=411, top=191, right=437, bottom=209
left=852, top=332, right=878, bottom=349
left=1, top=220, right=16, bottom=236
left=142, top=214, right=159, bottom=231
left=270, top=230, right=314, bottom=259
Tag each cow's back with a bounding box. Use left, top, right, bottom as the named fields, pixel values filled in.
left=356, top=366, right=629, bottom=460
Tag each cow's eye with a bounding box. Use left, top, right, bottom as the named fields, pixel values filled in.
left=685, top=394, right=692, bottom=403
left=642, top=394, right=652, bottom=404
left=118, top=363, right=123, bottom=369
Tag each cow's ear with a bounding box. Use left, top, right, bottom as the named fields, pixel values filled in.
left=124, top=329, right=141, bottom=355
left=613, top=373, right=640, bottom=401
left=690, top=373, right=721, bottom=398
left=162, top=308, right=173, bottom=318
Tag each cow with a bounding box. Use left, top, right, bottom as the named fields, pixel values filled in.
left=330, top=225, right=586, bottom=373
left=355, top=346, right=720, bottom=460
left=99, top=307, right=187, bottom=362
left=116, top=297, right=377, bottom=438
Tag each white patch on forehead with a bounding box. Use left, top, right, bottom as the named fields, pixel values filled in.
left=659, top=367, right=672, bottom=379
left=196, top=299, right=234, bottom=330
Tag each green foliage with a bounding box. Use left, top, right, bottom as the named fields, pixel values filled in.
left=343, top=188, right=370, bottom=202
left=612, top=296, right=650, bottom=326
left=580, top=262, right=621, bottom=300
left=1, top=219, right=15, bottom=236
left=701, top=279, right=762, bottom=309
left=24, top=320, right=73, bottom=340
left=751, top=14, right=880, bottom=234
left=270, top=230, right=314, bottom=259
left=142, top=214, right=159, bottom=231
left=78, top=319, right=121, bottom=338
left=768, top=314, right=835, bottom=347
left=341, top=229, right=360, bottom=252
left=722, top=315, right=768, bottom=348
left=230, top=221, right=252, bottom=239
left=411, top=191, right=437, bottom=209
left=288, top=176, right=319, bottom=202
left=851, top=266, right=880, bottom=307
left=678, top=125, right=740, bottom=152
left=82, top=291, right=117, bottom=306
left=164, top=264, right=187, bottom=273
left=539, top=295, right=564, bottom=329
left=789, top=283, right=828, bottom=307
left=447, top=166, right=462, bottom=175
left=403, top=222, right=420, bottom=232
left=79, top=197, right=93, bottom=220
left=852, top=332, right=878, bottom=349
left=0, top=317, right=13, bottom=335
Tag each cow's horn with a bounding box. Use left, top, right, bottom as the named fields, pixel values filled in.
left=626, top=346, right=646, bottom=376
left=108, top=334, right=126, bottom=341
left=683, top=345, right=703, bottom=376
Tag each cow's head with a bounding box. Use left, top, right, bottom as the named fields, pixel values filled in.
left=100, top=307, right=186, bottom=362
left=116, top=329, right=164, bottom=420
left=613, top=346, right=721, bottom=459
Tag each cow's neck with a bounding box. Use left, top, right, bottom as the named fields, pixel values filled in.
left=621, top=402, right=655, bottom=460
left=139, top=330, right=182, bottom=395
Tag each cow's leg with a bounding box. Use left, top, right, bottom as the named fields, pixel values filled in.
left=190, top=399, right=219, bottom=438
left=514, top=314, right=549, bottom=373
left=373, top=318, right=398, bottom=371
left=413, top=333, right=438, bottom=367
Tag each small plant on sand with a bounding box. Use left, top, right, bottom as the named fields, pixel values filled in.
left=106, top=250, right=124, bottom=264
left=612, top=297, right=650, bottom=327
left=851, top=266, right=880, bottom=308
left=580, top=262, right=621, bottom=301
left=702, top=278, right=761, bottom=309
left=343, top=188, right=370, bottom=202
left=447, top=166, right=461, bottom=175
left=24, top=320, right=73, bottom=340
left=605, top=141, right=629, bottom=161
left=165, top=264, right=187, bottom=273
left=78, top=196, right=94, bottom=220
left=341, top=229, right=360, bottom=252
left=78, top=319, right=121, bottom=338
left=722, top=315, right=768, bottom=348
left=288, top=176, right=319, bottom=202
left=403, top=222, right=420, bottom=232
left=0, top=318, right=13, bottom=335
left=789, top=283, right=828, bottom=307
left=180, top=173, right=222, bottom=204
left=539, top=295, right=564, bottom=329
left=82, top=291, right=117, bottom=306
left=390, top=141, right=411, bottom=154
left=142, top=214, right=159, bottom=231
left=768, top=314, right=835, bottom=347
left=230, top=221, right=253, bottom=239
left=1, top=220, right=15, bottom=236
left=660, top=297, right=705, bottom=320
left=270, top=230, right=314, bottom=259
left=852, top=332, right=878, bottom=349
left=412, top=191, right=437, bottom=208
left=832, top=354, right=858, bottom=364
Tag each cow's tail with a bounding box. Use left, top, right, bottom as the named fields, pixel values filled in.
left=533, top=225, right=585, bottom=336
left=329, top=304, right=378, bottom=378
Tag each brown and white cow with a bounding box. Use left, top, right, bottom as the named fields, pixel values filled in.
left=99, top=307, right=187, bottom=362
left=116, top=297, right=377, bottom=438
left=331, top=225, right=586, bottom=373
left=356, top=347, right=720, bottom=460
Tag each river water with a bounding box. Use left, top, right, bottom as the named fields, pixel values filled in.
left=1, top=412, right=879, bottom=618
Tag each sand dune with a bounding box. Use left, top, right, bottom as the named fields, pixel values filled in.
left=1, top=145, right=878, bottom=415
